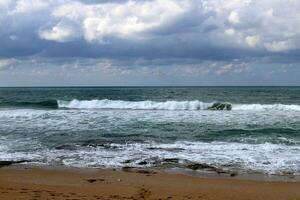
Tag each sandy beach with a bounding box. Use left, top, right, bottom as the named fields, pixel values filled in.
left=0, top=166, right=299, bottom=200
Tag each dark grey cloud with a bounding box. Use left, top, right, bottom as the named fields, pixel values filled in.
left=0, top=0, right=300, bottom=86
left=0, top=0, right=299, bottom=61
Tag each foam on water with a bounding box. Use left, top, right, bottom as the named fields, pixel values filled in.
left=57, top=99, right=300, bottom=111
left=1, top=99, right=300, bottom=176
left=57, top=99, right=214, bottom=110
left=233, top=104, right=300, bottom=111
left=0, top=140, right=299, bottom=175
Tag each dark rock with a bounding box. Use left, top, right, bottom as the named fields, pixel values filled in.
left=122, top=167, right=156, bottom=175
left=186, top=163, right=238, bottom=176
left=123, top=159, right=133, bottom=164
left=136, top=169, right=157, bottom=175
left=86, top=178, right=105, bottom=183
left=187, top=163, right=226, bottom=174
left=138, top=160, right=148, bottom=165
left=187, top=163, right=216, bottom=171
left=162, top=158, right=180, bottom=163
left=230, top=172, right=238, bottom=177
left=0, top=160, right=28, bottom=168
left=87, top=179, right=97, bottom=183
left=209, top=102, right=232, bottom=111
left=122, top=166, right=135, bottom=172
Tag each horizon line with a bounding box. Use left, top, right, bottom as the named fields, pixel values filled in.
left=1, top=85, right=300, bottom=88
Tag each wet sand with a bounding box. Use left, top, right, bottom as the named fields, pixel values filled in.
left=0, top=166, right=300, bottom=200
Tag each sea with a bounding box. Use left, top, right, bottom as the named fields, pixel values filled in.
left=0, top=87, right=300, bottom=176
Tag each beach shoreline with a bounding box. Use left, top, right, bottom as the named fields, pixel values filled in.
left=1, top=165, right=300, bottom=200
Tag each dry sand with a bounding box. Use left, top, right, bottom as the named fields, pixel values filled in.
left=0, top=166, right=300, bottom=200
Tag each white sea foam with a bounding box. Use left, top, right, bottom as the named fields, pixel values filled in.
left=57, top=99, right=213, bottom=110
left=1, top=102, right=300, bottom=175
left=57, top=99, right=300, bottom=112
left=233, top=104, right=300, bottom=111
left=0, top=141, right=300, bottom=175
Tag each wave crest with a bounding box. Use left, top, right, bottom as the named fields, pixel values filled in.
left=57, top=99, right=300, bottom=111
left=57, top=99, right=221, bottom=110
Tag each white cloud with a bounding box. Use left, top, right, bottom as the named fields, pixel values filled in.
left=225, top=28, right=235, bottom=35
left=216, top=62, right=250, bottom=75
left=0, top=58, right=16, bottom=70
left=245, top=35, right=260, bottom=47
left=39, top=23, right=78, bottom=42
left=265, top=8, right=274, bottom=17
left=40, top=0, right=300, bottom=53
left=11, top=0, right=50, bottom=14
left=216, top=64, right=233, bottom=75
left=1, top=0, right=300, bottom=57
left=228, top=11, right=240, bottom=24
left=45, top=0, right=188, bottom=42
left=0, top=0, right=13, bottom=9
left=264, top=40, right=297, bottom=52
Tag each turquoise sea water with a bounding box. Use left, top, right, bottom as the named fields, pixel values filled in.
left=0, top=87, right=300, bottom=175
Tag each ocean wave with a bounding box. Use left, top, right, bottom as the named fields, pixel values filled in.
left=1, top=99, right=300, bottom=111
left=57, top=99, right=300, bottom=111
left=57, top=99, right=232, bottom=110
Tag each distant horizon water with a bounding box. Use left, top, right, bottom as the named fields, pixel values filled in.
left=1, top=86, right=300, bottom=88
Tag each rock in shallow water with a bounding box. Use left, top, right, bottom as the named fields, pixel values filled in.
left=209, top=102, right=232, bottom=110
left=0, top=160, right=27, bottom=168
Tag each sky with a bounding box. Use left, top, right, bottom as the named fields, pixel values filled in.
left=0, top=0, right=300, bottom=86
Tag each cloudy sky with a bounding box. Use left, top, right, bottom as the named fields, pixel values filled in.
left=0, top=0, right=300, bottom=86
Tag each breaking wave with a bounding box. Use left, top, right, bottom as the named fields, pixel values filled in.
left=1, top=99, right=300, bottom=111
left=57, top=99, right=300, bottom=111
left=57, top=99, right=232, bottom=110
